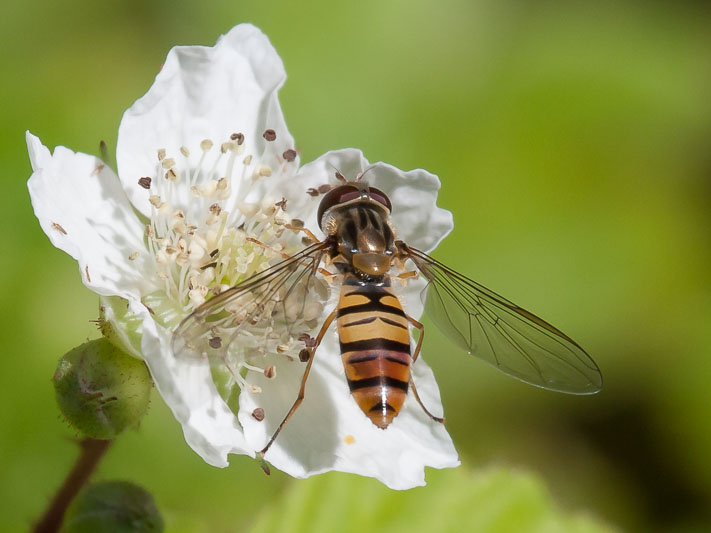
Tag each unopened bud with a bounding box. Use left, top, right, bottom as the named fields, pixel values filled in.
left=63, top=481, right=164, bottom=532
left=53, top=338, right=152, bottom=440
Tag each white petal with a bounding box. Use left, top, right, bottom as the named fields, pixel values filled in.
left=372, top=163, right=453, bottom=253
left=26, top=132, right=156, bottom=298
left=296, top=149, right=453, bottom=251
left=238, top=332, right=458, bottom=490
left=135, top=300, right=252, bottom=465
left=117, top=23, right=297, bottom=217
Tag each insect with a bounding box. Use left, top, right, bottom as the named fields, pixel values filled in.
left=172, top=172, right=603, bottom=457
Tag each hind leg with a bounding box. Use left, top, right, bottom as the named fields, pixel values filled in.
left=407, top=315, right=445, bottom=424
left=258, top=309, right=338, bottom=457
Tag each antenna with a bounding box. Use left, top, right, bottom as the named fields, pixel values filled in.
left=355, top=163, right=378, bottom=182
left=326, top=162, right=348, bottom=183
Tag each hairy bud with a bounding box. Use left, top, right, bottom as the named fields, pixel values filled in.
left=53, top=338, right=152, bottom=440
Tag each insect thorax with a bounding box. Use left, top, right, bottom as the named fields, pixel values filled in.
left=325, top=203, right=395, bottom=278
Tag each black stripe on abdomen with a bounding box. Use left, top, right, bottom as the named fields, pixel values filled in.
left=340, top=338, right=410, bottom=354
left=337, top=301, right=406, bottom=318
left=346, top=353, right=410, bottom=366
left=347, top=375, right=409, bottom=392
left=341, top=316, right=408, bottom=329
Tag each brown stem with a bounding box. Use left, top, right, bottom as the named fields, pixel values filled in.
left=33, top=438, right=112, bottom=533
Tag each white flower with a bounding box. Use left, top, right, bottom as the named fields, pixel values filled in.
left=27, top=24, right=458, bottom=490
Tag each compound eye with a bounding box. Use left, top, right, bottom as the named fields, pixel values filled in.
left=317, top=185, right=360, bottom=228
left=367, top=187, right=392, bottom=212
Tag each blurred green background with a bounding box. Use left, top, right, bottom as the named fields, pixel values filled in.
left=2, top=0, right=710, bottom=531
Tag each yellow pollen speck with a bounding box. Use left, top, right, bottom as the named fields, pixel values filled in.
left=344, top=435, right=356, bottom=445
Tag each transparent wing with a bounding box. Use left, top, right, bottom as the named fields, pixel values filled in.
left=399, top=242, right=602, bottom=394
left=172, top=241, right=331, bottom=369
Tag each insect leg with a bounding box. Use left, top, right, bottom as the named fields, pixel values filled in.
left=407, top=314, right=446, bottom=424
left=245, top=237, right=292, bottom=259
left=285, top=223, right=321, bottom=244
left=258, top=308, right=338, bottom=457
left=397, top=270, right=419, bottom=280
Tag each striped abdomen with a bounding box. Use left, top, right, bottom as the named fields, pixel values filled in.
left=336, top=277, right=411, bottom=429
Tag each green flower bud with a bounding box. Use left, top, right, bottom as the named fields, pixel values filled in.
left=61, top=481, right=164, bottom=533
left=53, top=338, right=151, bottom=439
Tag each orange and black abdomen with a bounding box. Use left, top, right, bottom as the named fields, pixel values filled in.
left=336, top=276, right=411, bottom=429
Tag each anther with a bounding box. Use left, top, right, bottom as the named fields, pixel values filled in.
left=282, top=149, right=297, bottom=162
left=231, top=132, right=245, bottom=145
left=128, top=252, right=139, bottom=261
left=258, top=166, right=272, bottom=177
left=264, top=365, right=276, bottom=379
left=237, top=203, right=259, bottom=217
left=200, top=139, right=213, bottom=152
left=243, top=155, right=253, bottom=165
left=209, top=336, right=222, bottom=349
left=161, top=158, right=175, bottom=170
left=138, top=177, right=151, bottom=189
left=200, top=179, right=217, bottom=197
left=165, top=168, right=178, bottom=182
left=157, top=148, right=166, bottom=161
left=180, top=146, right=190, bottom=157
left=298, top=348, right=310, bottom=362
left=252, top=408, right=265, bottom=421
left=263, top=129, right=276, bottom=141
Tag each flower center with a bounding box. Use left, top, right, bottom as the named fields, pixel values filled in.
left=139, top=133, right=299, bottom=321
left=132, top=132, right=318, bottom=403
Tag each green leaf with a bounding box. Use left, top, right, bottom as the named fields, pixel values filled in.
left=250, top=468, right=616, bottom=533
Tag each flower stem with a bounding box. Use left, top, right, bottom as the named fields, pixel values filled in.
left=33, top=438, right=112, bottom=533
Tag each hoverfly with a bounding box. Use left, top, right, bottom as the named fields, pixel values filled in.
left=172, top=172, right=602, bottom=457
